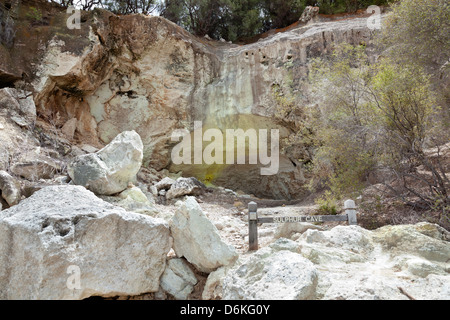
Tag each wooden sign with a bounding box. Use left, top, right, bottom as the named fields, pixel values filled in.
left=258, top=215, right=348, bottom=223
left=247, top=200, right=357, bottom=251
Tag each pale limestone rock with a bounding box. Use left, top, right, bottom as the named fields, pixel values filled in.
left=0, top=185, right=172, bottom=300
left=300, top=225, right=374, bottom=254
left=293, top=224, right=450, bottom=300
left=68, top=131, right=143, bottom=195
left=202, top=266, right=230, bottom=300
left=405, top=258, right=447, bottom=278
left=169, top=197, right=238, bottom=273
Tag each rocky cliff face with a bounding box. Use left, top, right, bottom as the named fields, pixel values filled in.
left=1, top=5, right=377, bottom=199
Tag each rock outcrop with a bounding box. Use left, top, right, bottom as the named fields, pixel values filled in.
left=1, top=7, right=378, bottom=199
left=68, top=130, right=143, bottom=195
left=214, top=223, right=450, bottom=300
left=0, top=185, right=172, bottom=299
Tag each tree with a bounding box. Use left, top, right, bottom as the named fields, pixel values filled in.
left=380, top=0, right=450, bottom=73
left=103, top=0, right=158, bottom=14
left=308, top=42, right=448, bottom=224
left=261, top=0, right=306, bottom=30
left=308, top=44, right=377, bottom=197
left=159, top=0, right=228, bottom=38
left=224, top=0, right=265, bottom=41
left=368, top=60, right=448, bottom=215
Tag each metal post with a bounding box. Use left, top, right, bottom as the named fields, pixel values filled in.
left=344, top=199, right=357, bottom=225
left=248, top=201, right=258, bottom=251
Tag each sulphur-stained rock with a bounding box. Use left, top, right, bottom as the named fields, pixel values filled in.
left=0, top=170, right=21, bottom=207
left=0, top=185, right=171, bottom=300
left=102, top=186, right=158, bottom=216
left=68, top=130, right=143, bottom=195
left=169, top=196, right=238, bottom=273
left=222, top=244, right=318, bottom=300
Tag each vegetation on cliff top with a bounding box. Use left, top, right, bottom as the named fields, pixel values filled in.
left=44, top=0, right=390, bottom=41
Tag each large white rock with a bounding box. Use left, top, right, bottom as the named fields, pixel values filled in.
left=68, top=130, right=143, bottom=195
left=222, top=244, right=318, bottom=300
left=0, top=185, right=172, bottom=300
left=169, top=196, right=238, bottom=273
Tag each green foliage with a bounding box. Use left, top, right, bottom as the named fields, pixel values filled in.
left=158, top=0, right=390, bottom=41
left=159, top=0, right=230, bottom=39
left=308, top=38, right=448, bottom=217
left=103, top=0, right=158, bottom=14
left=315, top=191, right=338, bottom=215
left=308, top=44, right=377, bottom=197
left=380, top=0, right=450, bottom=71
left=314, top=0, right=388, bottom=15
left=369, top=60, right=436, bottom=159
left=26, top=6, right=43, bottom=22
left=260, top=0, right=306, bottom=30
left=225, top=0, right=265, bottom=41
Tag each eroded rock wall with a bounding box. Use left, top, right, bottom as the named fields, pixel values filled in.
left=3, top=6, right=377, bottom=199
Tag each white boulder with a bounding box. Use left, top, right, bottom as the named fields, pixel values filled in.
left=68, top=131, right=143, bottom=195
left=0, top=185, right=171, bottom=299
left=169, top=196, right=238, bottom=273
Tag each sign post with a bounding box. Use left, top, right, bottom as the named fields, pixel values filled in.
left=248, top=201, right=258, bottom=251
left=344, top=199, right=357, bottom=225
